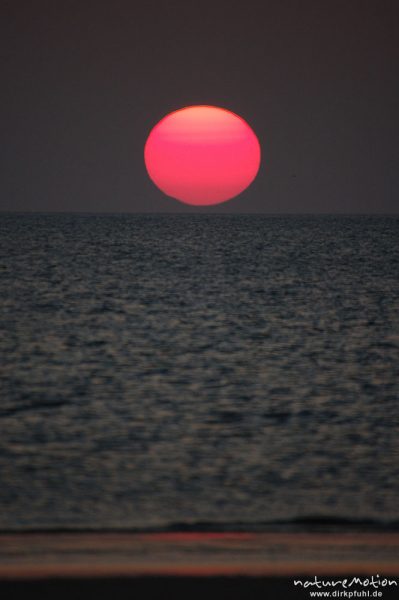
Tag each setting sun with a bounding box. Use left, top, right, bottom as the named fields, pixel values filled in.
left=144, top=105, right=261, bottom=206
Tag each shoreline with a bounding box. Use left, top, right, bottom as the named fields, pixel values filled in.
left=1, top=531, right=398, bottom=578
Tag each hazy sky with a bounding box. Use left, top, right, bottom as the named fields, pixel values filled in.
left=1, top=1, right=398, bottom=213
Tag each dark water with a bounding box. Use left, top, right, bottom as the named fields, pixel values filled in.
left=0, top=213, right=398, bottom=531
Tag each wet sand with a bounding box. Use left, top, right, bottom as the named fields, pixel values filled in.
left=1, top=532, right=398, bottom=599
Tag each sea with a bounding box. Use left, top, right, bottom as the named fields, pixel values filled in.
left=0, top=213, right=398, bottom=533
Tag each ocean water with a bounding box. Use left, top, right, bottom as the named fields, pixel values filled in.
left=0, top=213, right=398, bottom=532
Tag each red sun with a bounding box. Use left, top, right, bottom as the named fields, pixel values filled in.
left=144, top=105, right=261, bottom=206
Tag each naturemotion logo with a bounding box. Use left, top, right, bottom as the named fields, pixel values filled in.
left=294, top=575, right=397, bottom=598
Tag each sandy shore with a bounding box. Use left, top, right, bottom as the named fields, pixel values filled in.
left=1, top=532, right=398, bottom=599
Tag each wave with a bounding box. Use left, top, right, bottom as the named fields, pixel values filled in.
left=1, top=516, right=399, bottom=535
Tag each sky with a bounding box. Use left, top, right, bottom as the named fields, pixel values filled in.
left=1, top=0, right=398, bottom=213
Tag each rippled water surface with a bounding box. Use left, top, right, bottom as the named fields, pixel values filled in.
left=0, top=214, right=398, bottom=530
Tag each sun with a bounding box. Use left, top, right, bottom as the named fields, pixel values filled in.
left=144, top=105, right=261, bottom=206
